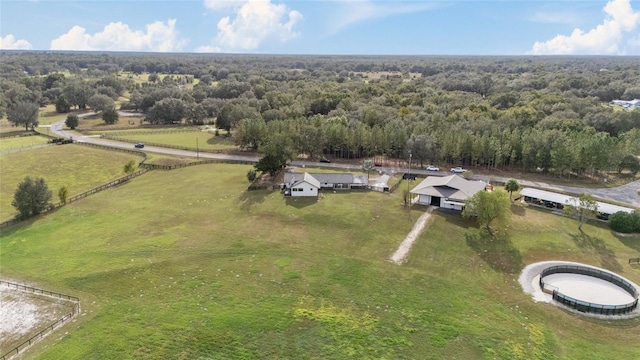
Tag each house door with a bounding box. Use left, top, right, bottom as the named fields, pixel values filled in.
left=430, top=196, right=441, bottom=206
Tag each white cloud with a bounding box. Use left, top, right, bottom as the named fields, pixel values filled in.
left=195, top=45, right=222, bottom=53
left=329, top=0, right=439, bottom=35
left=203, top=0, right=245, bottom=11
left=530, top=11, right=578, bottom=25
left=529, top=0, right=640, bottom=55
left=0, top=34, right=33, bottom=50
left=50, top=19, right=188, bottom=52
left=199, top=0, right=302, bottom=52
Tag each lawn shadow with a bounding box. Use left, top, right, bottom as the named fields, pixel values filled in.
left=464, top=230, right=523, bottom=274
left=285, top=196, right=318, bottom=209
left=238, top=189, right=271, bottom=211
left=568, top=231, right=623, bottom=272
left=612, top=232, right=640, bottom=252
left=436, top=208, right=475, bottom=228
left=510, top=203, right=525, bottom=217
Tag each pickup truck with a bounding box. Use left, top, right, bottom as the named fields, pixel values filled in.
left=450, top=167, right=466, bottom=173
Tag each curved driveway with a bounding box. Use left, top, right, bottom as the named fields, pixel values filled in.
left=50, top=118, right=640, bottom=209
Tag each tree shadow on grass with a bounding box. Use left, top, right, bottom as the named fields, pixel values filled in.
left=568, top=231, right=623, bottom=272
left=285, top=197, right=317, bottom=209
left=464, top=231, right=523, bottom=274
left=510, top=203, right=525, bottom=217
left=611, top=232, right=640, bottom=252
left=238, top=189, right=270, bottom=211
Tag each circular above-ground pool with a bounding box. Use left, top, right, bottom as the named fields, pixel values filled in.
left=539, top=264, right=639, bottom=315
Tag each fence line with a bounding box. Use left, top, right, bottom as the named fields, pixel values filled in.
left=0, top=143, right=54, bottom=156
left=0, top=280, right=80, bottom=303
left=0, top=281, right=80, bottom=360
left=140, top=158, right=254, bottom=171
left=248, top=184, right=282, bottom=191
left=0, top=130, right=38, bottom=139
left=75, top=141, right=148, bottom=158
left=0, top=169, right=148, bottom=229
left=75, top=124, right=202, bottom=135
left=95, top=128, right=202, bottom=136
left=539, top=264, right=639, bottom=315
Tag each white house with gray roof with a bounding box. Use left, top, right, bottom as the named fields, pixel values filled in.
left=410, top=175, right=487, bottom=210
left=283, top=172, right=368, bottom=197
left=285, top=172, right=321, bottom=197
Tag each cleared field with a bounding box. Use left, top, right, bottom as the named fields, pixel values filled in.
left=0, top=144, right=141, bottom=222
left=118, top=72, right=200, bottom=89
left=1, top=163, right=639, bottom=359
left=106, top=131, right=236, bottom=151
left=0, top=135, right=51, bottom=151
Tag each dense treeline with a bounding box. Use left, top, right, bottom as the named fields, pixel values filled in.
left=1, top=52, right=639, bottom=176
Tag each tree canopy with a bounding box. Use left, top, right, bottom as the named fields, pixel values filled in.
left=463, top=190, right=511, bottom=233
left=1, top=53, right=639, bottom=181
left=7, top=101, right=39, bottom=130
left=12, top=177, right=52, bottom=220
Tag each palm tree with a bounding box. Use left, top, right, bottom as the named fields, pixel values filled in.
left=505, top=178, right=520, bottom=201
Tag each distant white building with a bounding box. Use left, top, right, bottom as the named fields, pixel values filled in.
left=610, top=99, right=640, bottom=108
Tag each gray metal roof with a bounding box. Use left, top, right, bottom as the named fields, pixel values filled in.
left=410, top=175, right=487, bottom=201
left=284, top=172, right=357, bottom=185
left=520, top=188, right=635, bottom=215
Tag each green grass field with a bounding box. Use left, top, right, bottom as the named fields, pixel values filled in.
left=104, top=131, right=236, bottom=151
left=0, top=144, right=142, bottom=222
left=0, top=135, right=51, bottom=151
left=1, top=162, right=639, bottom=359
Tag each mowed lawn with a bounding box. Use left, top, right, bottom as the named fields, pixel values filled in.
left=0, top=135, right=51, bottom=152
left=0, top=144, right=141, bottom=222
left=0, top=164, right=639, bottom=359
left=104, top=131, right=236, bottom=151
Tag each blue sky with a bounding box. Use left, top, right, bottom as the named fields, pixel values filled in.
left=1, top=0, right=640, bottom=55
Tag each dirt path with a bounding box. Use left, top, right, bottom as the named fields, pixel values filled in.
left=389, top=207, right=433, bottom=264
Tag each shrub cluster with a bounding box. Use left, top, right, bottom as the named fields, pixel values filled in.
left=609, top=211, right=640, bottom=233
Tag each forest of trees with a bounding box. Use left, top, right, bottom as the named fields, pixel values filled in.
left=1, top=52, right=639, bottom=177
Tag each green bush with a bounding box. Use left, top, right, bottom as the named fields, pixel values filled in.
left=609, top=211, right=640, bottom=233
left=246, top=169, right=257, bottom=182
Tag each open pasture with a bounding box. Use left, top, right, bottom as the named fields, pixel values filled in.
left=1, top=163, right=639, bottom=359
left=0, top=135, right=51, bottom=152
left=0, top=144, right=140, bottom=222
left=101, top=130, right=236, bottom=151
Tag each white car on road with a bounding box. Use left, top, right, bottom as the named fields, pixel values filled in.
left=426, top=165, right=439, bottom=171
left=450, top=167, right=466, bottom=173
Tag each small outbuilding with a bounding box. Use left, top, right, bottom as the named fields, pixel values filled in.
left=410, top=175, right=487, bottom=210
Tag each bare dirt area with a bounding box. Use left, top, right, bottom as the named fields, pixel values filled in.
left=0, top=284, right=75, bottom=355
left=389, top=207, right=433, bottom=264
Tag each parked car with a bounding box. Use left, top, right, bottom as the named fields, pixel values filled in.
left=319, top=157, right=331, bottom=163
left=135, top=143, right=145, bottom=149
left=426, top=165, right=439, bottom=171
left=450, top=166, right=466, bottom=173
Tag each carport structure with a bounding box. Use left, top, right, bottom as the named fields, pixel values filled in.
left=520, top=188, right=635, bottom=220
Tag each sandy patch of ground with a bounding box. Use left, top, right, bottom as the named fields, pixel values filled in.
left=0, top=284, right=75, bottom=354
left=389, top=207, right=432, bottom=264
left=518, top=261, right=640, bottom=319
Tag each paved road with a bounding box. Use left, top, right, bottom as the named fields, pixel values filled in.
left=49, top=118, right=640, bottom=209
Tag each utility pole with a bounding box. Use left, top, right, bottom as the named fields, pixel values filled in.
left=407, top=150, right=412, bottom=209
